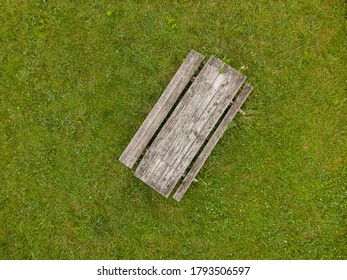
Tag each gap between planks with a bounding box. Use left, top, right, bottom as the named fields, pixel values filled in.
left=119, top=50, right=205, bottom=168
left=136, top=58, right=228, bottom=191
left=173, top=84, right=253, bottom=201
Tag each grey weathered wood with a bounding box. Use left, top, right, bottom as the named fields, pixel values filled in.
left=157, top=68, right=246, bottom=197
left=170, top=68, right=245, bottom=173
left=160, top=69, right=230, bottom=166
left=135, top=58, right=225, bottom=192
left=159, top=73, right=246, bottom=196
left=153, top=68, right=233, bottom=191
left=134, top=57, right=216, bottom=178
left=173, top=84, right=253, bottom=201
left=119, top=50, right=252, bottom=200
left=136, top=59, right=247, bottom=198
left=146, top=67, right=226, bottom=188
left=119, top=50, right=204, bottom=168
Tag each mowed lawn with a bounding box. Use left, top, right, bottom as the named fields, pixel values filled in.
left=1, top=0, right=346, bottom=259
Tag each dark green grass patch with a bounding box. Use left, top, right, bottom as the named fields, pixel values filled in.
left=1, top=0, right=346, bottom=259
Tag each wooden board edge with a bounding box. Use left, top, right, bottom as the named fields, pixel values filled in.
left=172, top=84, right=253, bottom=201
left=119, top=50, right=205, bottom=168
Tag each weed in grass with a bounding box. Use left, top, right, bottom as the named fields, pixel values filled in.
left=166, top=17, right=177, bottom=30
left=106, top=10, right=113, bottom=17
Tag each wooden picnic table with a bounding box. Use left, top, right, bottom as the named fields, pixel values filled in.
left=119, top=50, right=252, bottom=201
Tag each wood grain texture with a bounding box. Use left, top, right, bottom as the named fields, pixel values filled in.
left=119, top=50, right=205, bottom=168
left=173, top=84, right=253, bottom=201
left=134, top=57, right=216, bottom=179
left=136, top=58, right=247, bottom=198
left=120, top=50, right=252, bottom=200
left=135, top=58, right=224, bottom=192
left=158, top=70, right=246, bottom=197
left=146, top=69, right=226, bottom=188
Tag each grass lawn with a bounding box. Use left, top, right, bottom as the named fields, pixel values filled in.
left=1, top=0, right=346, bottom=259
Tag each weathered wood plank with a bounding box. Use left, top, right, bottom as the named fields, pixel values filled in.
left=142, top=159, right=168, bottom=192
left=152, top=67, right=232, bottom=190
left=139, top=58, right=225, bottom=188
left=119, top=50, right=205, bottom=168
left=134, top=57, right=216, bottom=178
left=161, top=70, right=230, bottom=166
left=157, top=68, right=246, bottom=196
left=173, top=84, right=253, bottom=201
left=170, top=68, right=244, bottom=167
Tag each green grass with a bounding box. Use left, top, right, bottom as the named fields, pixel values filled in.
left=1, top=0, right=346, bottom=259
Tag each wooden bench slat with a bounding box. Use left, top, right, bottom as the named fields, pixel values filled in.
left=168, top=69, right=246, bottom=175
left=160, top=68, right=230, bottom=167
left=135, top=58, right=224, bottom=192
left=143, top=59, right=226, bottom=188
left=119, top=50, right=205, bottom=168
left=153, top=66, right=234, bottom=192
left=173, top=84, right=253, bottom=201
left=134, top=57, right=216, bottom=178
left=158, top=70, right=246, bottom=196
left=119, top=50, right=253, bottom=201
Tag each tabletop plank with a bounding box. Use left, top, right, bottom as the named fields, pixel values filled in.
left=135, top=58, right=224, bottom=189
left=136, top=57, right=246, bottom=197
left=157, top=68, right=246, bottom=197
left=119, top=50, right=204, bottom=168
left=173, top=84, right=253, bottom=201
left=119, top=50, right=252, bottom=200
left=134, top=56, right=216, bottom=179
